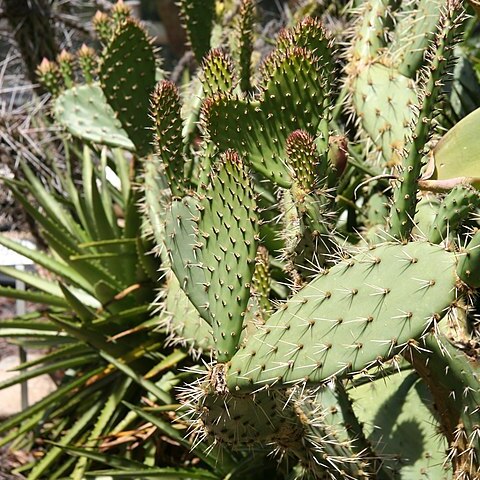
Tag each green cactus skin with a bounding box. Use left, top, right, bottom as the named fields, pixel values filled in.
left=389, top=0, right=443, bottom=78
left=281, top=131, right=339, bottom=281
left=151, top=81, right=186, bottom=197
left=389, top=1, right=465, bottom=240
left=457, top=228, right=480, bottom=288
left=233, top=0, right=255, bottom=93
left=405, top=333, right=480, bottom=477
left=36, top=58, right=62, bottom=97
left=348, top=0, right=396, bottom=64
left=141, top=153, right=172, bottom=259
left=203, top=47, right=329, bottom=188
left=201, top=49, right=236, bottom=97
left=349, top=63, right=418, bottom=167
left=56, top=50, right=75, bottom=89
left=412, top=194, right=441, bottom=238
left=227, top=242, right=457, bottom=392
left=54, top=84, right=135, bottom=151
left=99, top=18, right=156, bottom=156
left=351, top=370, right=451, bottom=479
left=179, top=0, right=215, bottom=63
left=428, top=185, right=480, bottom=245
left=92, top=10, right=112, bottom=44
left=185, top=367, right=301, bottom=447
left=165, top=151, right=259, bottom=362
left=111, top=0, right=132, bottom=27
left=160, top=271, right=215, bottom=357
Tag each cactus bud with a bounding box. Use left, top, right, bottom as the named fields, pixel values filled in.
left=56, top=49, right=75, bottom=88
left=36, top=58, right=62, bottom=97
left=92, top=10, right=112, bottom=43
left=111, top=0, right=132, bottom=26
left=77, top=44, right=97, bottom=83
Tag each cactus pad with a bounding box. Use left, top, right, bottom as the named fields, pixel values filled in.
left=54, top=84, right=134, bottom=150
left=165, top=151, right=259, bottom=361
left=99, top=18, right=156, bottom=156
left=227, top=242, right=457, bottom=391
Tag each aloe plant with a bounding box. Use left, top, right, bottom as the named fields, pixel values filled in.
left=2, top=0, right=480, bottom=479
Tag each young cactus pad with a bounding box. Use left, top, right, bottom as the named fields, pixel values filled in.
left=227, top=242, right=457, bottom=391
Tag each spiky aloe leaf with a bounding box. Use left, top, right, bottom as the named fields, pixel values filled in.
left=54, top=84, right=134, bottom=150
left=99, top=18, right=156, bottom=156
left=151, top=81, right=186, bottom=196
left=227, top=242, right=457, bottom=391
left=179, top=0, right=215, bottom=63
left=203, top=47, right=329, bottom=187
left=165, top=151, right=258, bottom=361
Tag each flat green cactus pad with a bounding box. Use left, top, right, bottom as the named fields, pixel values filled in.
left=350, top=63, right=418, bottom=167
left=100, top=18, right=156, bottom=156
left=54, top=84, right=134, bottom=151
left=227, top=242, right=457, bottom=391
left=165, top=151, right=258, bottom=361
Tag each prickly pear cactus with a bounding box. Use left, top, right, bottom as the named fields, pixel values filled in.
left=31, top=1, right=480, bottom=479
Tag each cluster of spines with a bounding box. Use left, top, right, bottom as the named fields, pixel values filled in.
left=201, top=49, right=236, bottom=97
left=232, top=0, right=255, bottom=93
left=405, top=333, right=480, bottom=477
left=165, top=150, right=259, bottom=362
left=37, top=45, right=99, bottom=97
left=99, top=16, right=157, bottom=156
left=428, top=185, right=480, bottom=245
left=202, top=43, right=329, bottom=188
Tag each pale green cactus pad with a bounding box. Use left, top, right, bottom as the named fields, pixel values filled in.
left=227, top=242, right=457, bottom=391
left=54, top=84, right=134, bottom=151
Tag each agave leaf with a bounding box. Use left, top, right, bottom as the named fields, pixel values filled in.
left=28, top=401, right=103, bottom=480
left=84, top=467, right=219, bottom=479
left=0, top=285, right=67, bottom=307
left=0, top=353, right=97, bottom=391
left=59, top=283, right=96, bottom=323
left=99, top=352, right=171, bottom=405
left=0, top=365, right=104, bottom=436
left=0, top=235, right=92, bottom=293
left=72, top=377, right=133, bottom=479
left=124, top=402, right=238, bottom=474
